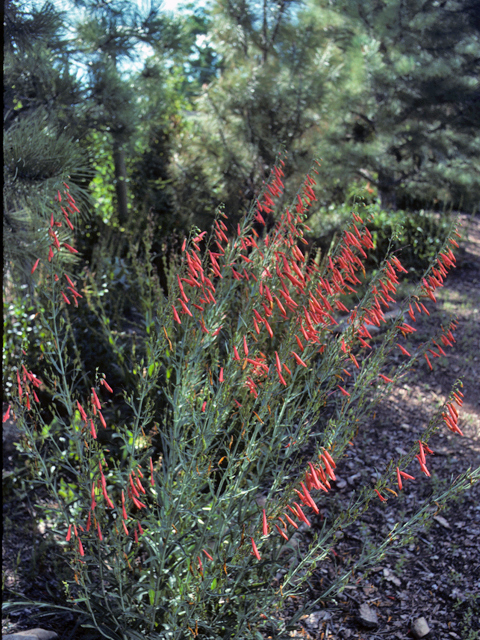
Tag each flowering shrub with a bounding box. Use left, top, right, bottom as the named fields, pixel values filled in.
left=4, top=161, right=477, bottom=639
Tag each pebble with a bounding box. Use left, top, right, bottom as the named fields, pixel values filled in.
left=358, top=603, right=378, bottom=629
left=411, top=616, right=431, bottom=638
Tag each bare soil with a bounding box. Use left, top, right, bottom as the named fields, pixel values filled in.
left=3, top=214, right=480, bottom=640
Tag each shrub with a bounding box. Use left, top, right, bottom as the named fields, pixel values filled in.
left=4, top=161, right=478, bottom=640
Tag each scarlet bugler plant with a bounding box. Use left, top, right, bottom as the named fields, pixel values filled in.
left=4, top=161, right=479, bottom=640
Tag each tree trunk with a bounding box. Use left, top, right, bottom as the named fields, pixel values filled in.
left=112, top=138, right=129, bottom=225
left=378, top=168, right=397, bottom=211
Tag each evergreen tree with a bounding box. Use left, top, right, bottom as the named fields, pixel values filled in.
left=3, top=0, right=91, bottom=278
left=70, top=0, right=183, bottom=227
left=170, top=0, right=345, bottom=227
left=315, top=0, right=480, bottom=211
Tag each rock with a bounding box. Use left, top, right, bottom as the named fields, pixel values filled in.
left=383, top=567, right=401, bottom=586
left=303, top=611, right=329, bottom=629
left=4, top=630, right=58, bottom=640
left=358, top=603, right=379, bottom=629
left=433, top=515, right=450, bottom=529
left=411, top=617, right=430, bottom=638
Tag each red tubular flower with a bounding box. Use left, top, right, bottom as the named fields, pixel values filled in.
left=137, top=522, right=144, bottom=535
left=262, top=509, right=269, bottom=536
left=293, top=502, right=311, bottom=526
left=202, top=549, right=213, bottom=561
left=291, top=351, right=307, bottom=367
left=104, top=492, right=115, bottom=510
left=64, top=215, right=74, bottom=231
left=121, top=491, right=128, bottom=520
left=300, top=482, right=319, bottom=514
left=135, top=476, right=146, bottom=495
left=250, top=537, right=261, bottom=560
left=307, top=463, right=321, bottom=490
left=321, top=455, right=336, bottom=482
left=416, top=455, right=431, bottom=477
left=418, top=441, right=426, bottom=465
left=275, top=524, right=289, bottom=541
left=295, top=335, right=305, bottom=352
left=219, top=367, right=224, bottom=383
left=150, top=457, right=155, bottom=486
left=129, top=474, right=140, bottom=498
left=16, top=371, right=23, bottom=398
left=3, top=405, right=11, bottom=423
left=122, top=520, right=129, bottom=536
left=31, top=258, right=40, bottom=274
left=66, top=524, right=72, bottom=541
left=61, top=291, right=71, bottom=305
left=172, top=305, right=182, bottom=325
left=98, top=411, right=107, bottom=429
left=264, top=318, right=273, bottom=338
left=397, top=343, right=411, bottom=357
left=284, top=512, right=299, bottom=529
left=62, top=243, right=78, bottom=254
left=91, top=388, right=101, bottom=410
left=275, top=351, right=282, bottom=373
left=77, top=400, right=87, bottom=422
left=132, top=496, right=147, bottom=510
left=97, top=522, right=103, bottom=541
left=396, top=467, right=403, bottom=490
left=178, top=298, right=193, bottom=317
left=338, top=385, right=350, bottom=397
left=378, top=374, right=393, bottom=384
left=90, top=419, right=97, bottom=439
left=294, top=489, right=311, bottom=508
left=322, top=449, right=336, bottom=469
left=452, top=392, right=463, bottom=406
left=375, top=489, right=386, bottom=502
left=101, top=379, right=113, bottom=393
left=78, top=539, right=84, bottom=556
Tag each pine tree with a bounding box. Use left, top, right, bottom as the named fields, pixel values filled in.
left=315, top=0, right=480, bottom=211
left=3, top=0, right=91, bottom=278
left=170, top=0, right=345, bottom=227
left=70, top=0, right=183, bottom=227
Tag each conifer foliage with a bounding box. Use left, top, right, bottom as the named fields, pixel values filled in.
left=315, top=0, right=480, bottom=210
left=3, top=0, right=90, bottom=279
